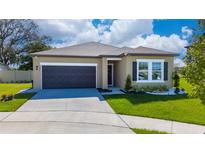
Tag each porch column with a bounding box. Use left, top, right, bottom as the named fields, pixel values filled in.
left=102, top=57, right=108, bottom=89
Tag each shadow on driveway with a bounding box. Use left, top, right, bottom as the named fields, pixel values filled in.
left=31, top=88, right=105, bottom=101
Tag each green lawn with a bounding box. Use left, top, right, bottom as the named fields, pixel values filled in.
left=0, top=93, right=35, bottom=112
left=105, top=78, right=205, bottom=126
left=132, top=128, right=168, bottom=134
left=0, top=83, right=32, bottom=96
left=0, top=83, right=34, bottom=112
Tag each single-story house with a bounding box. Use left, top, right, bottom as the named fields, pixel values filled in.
left=32, top=42, right=178, bottom=89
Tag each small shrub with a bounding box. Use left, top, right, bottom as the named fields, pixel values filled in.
left=128, top=84, right=137, bottom=93
left=6, top=94, right=14, bottom=101
left=173, top=71, right=180, bottom=88
left=125, top=75, right=132, bottom=91
left=1, top=94, right=7, bottom=101
left=133, top=85, right=168, bottom=93
left=159, top=85, right=168, bottom=91
left=1, top=94, right=14, bottom=102
left=131, top=84, right=138, bottom=91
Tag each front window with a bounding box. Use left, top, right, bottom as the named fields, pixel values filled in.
left=137, top=59, right=164, bottom=82
left=152, top=62, right=162, bottom=80
left=138, top=62, right=148, bottom=80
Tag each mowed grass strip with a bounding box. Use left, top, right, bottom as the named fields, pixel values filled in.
left=132, top=128, right=168, bottom=134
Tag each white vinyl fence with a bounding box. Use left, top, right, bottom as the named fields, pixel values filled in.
left=0, top=70, right=33, bottom=82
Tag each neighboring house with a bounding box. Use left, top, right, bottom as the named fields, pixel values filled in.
left=32, top=42, right=178, bottom=89
left=0, top=63, right=9, bottom=71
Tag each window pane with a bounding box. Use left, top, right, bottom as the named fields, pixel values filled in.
left=139, top=72, right=148, bottom=80
left=152, top=62, right=162, bottom=80
left=152, top=71, right=161, bottom=80
left=138, top=62, right=148, bottom=80
left=152, top=62, right=161, bottom=71
left=139, top=62, right=148, bottom=70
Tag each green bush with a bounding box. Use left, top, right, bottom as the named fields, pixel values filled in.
left=173, top=71, right=180, bottom=88
left=132, top=85, right=168, bottom=92
left=6, top=94, right=13, bottom=101
left=1, top=94, right=7, bottom=101
left=125, top=75, right=132, bottom=91
left=1, top=94, right=14, bottom=102
left=172, top=71, right=180, bottom=94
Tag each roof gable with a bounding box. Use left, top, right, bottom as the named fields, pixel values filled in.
left=32, top=42, right=178, bottom=57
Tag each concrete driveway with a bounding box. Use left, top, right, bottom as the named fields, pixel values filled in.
left=0, top=89, right=133, bottom=134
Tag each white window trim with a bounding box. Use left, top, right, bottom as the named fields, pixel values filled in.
left=40, top=62, right=98, bottom=89
left=136, top=59, right=165, bottom=83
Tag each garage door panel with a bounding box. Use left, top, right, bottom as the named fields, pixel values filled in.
left=42, top=66, right=96, bottom=89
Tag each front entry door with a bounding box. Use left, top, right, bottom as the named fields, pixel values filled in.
left=108, top=64, right=113, bottom=86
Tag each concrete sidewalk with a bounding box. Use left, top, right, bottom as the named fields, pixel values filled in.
left=120, top=115, right=205, bottom=134
left=1, top=111, right=205, bottom=133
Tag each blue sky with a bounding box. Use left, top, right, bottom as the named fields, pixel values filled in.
left=92, top=19, right=198, bottom=38
left=153, top=19, right=198, bottom=36
left=35, top=19, right=198, bottom=66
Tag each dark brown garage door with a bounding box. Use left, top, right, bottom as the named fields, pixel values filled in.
left=42, top=65, right=96, bottom=89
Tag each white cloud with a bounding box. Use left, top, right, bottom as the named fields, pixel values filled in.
left=98, top=20, right=187, bottom=55
left=181, top=26, right=193, bottom=39
left=100, top=19, right=153, bottom=45
left=35, top=19, right=154, bottom=48
left=108, top=34, right=188, bottom=55
left=35, top=19, right=99, bottom=47
left=135, top=34, right=188, bottom=53
left=97, top=24, right=109, bottom=35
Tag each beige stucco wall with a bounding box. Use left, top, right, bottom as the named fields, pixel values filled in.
left=33, top=55, right=174, bottom=89
left=102, top=57, right=108, bottom=89
left=114, top=57, right=127, bottom=88
left=33, top=56, right=102, bottom=89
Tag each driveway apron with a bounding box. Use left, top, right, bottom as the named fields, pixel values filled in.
left=0, top=89, right=133, bottom=134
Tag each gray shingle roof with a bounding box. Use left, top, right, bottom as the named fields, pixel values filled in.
left=125, top=46, right=178, bottom=56
left=32, top=42, right=178, bottom=57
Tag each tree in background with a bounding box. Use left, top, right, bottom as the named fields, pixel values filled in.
left=183, top=19, right=205, bottom=104
left=0, top=20, right=38, bottom=65
left=19, top=36, right=52, bottom=70
left=0, top=19, right=52, bottom=69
